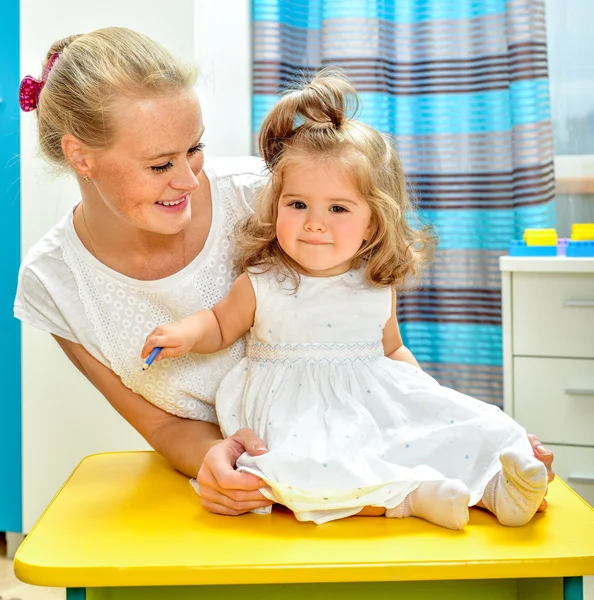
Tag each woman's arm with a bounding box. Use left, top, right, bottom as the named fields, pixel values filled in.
left=52, top=335, right=272, bottom=514
left=381, top=288, right=420, bottom=368
left=55, top=335, right=222, bottom=474
left=141, top=272, right=256, bottom=361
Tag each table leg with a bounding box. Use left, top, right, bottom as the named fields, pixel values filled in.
left=564, top=577, right=584, bottom=600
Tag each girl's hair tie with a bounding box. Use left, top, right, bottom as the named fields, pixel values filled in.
left=19, top=52, right=60, bottom=112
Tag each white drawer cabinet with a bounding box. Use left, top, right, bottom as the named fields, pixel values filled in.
left=513, top=357, right=594, bottom=446
left=512, top=272, right=594, bottom=358
left=500, top=257, right=594, bottom=507
left=544, top=444, right=594, bottom=505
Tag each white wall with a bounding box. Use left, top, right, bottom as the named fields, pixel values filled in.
left=19, top=0, right=252, bottom=531
left=194, top=0, right=253, bottom=157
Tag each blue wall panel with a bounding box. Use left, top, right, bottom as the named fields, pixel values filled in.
left=0, top=0, right=22, bottom=532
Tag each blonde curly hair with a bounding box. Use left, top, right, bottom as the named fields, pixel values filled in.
left=235, top=68, right=437, bottom=289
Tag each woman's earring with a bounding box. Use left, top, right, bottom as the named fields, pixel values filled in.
left=83, top=174, right=91, bottom=184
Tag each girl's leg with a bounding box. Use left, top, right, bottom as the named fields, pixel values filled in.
left=357, top=506, right=386, bottom=516
left=385, top=479, right=471, bottom=530
left=479, top=448, right=548, bottom=526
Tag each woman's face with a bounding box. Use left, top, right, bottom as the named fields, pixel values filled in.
left=86, top=89, right=205, bottom=235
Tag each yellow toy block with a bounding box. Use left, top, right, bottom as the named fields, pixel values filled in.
left=571, top=223, right=594, bottom=241
left=523, top=228, right=558, bottom=246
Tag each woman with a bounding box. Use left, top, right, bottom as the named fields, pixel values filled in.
left=15, top=27, right=554, bottom=516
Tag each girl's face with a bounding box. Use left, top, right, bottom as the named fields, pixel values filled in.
left=276, top=159, right=372, bottom=277
left=85, top=90, right=205, bottom=235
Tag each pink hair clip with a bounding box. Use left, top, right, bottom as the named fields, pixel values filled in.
left=19, top=52, right=60, bottom=112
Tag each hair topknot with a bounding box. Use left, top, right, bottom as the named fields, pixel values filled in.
left=259, top=68, right=360, bottom=169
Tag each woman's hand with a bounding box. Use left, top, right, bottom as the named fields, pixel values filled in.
left=141, top=321, right=198, bottom=362
left=197, top=428, right=273, bottom=515
left=528, top=434, right=555, bottom=512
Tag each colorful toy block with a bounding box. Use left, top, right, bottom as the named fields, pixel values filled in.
left=523, top=228, right=558, bottom=246
left=571, top=223, right=594, bottom=241
left=557, top=238, right=570, bottom=256
left=566, top=240, right=594, bottom=257
left=508, top=240, right=557, bottom=256
left=508, top=227, right=594, bottom=257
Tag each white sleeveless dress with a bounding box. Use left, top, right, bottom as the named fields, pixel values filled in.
left=215, top=268, right=532, bottom=524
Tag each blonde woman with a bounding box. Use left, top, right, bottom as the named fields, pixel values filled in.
left=17, top=28, right=554, bottom=517
left=141, top=70, right=550, bottom=528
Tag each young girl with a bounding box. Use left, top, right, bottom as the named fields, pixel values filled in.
left=141, top=69, right=548, bottom=529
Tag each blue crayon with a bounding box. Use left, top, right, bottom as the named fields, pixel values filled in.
left=142, top=347, right=163, bottom=371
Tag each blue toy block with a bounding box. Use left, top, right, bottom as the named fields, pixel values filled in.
left=566, top=241, right=594, bottom=257
left=557, top=238, right=569, bottom=256
left=508, top=240, right=557, bottom=257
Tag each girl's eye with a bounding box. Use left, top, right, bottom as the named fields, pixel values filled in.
left=151, top=143, right=205, bottom=173
left=330, top=205, right=347, bottom=213
left=290, top=201, right=307, bottom=210
left=151, top=162, right=173, bottom=174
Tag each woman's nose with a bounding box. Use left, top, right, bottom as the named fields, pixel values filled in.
left=171, top=160, right=200, bottom=192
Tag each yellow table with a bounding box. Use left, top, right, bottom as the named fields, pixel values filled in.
left=15, top=452, right=594, bottom=600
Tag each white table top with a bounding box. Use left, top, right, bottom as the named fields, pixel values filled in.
left=499, top=256, right=594, bottom=273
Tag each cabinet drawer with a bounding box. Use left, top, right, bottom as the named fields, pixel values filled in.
left=513, top=357, right=594, bottom=446
left=512, top=272, right=594, bottom=358
left=546, top=444, right=594, bottom=508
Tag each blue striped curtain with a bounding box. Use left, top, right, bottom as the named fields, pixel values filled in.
left=252, top=0, right=555, bottom=406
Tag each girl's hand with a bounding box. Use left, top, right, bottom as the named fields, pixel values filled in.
left=197, top=428, right=273, bottom=515
left=528, top=434, right=555, bottom=512
left=141, top=322, right=197, bottom=362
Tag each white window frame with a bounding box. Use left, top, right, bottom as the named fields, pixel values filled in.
left=555, top=156, right=594, bottom=195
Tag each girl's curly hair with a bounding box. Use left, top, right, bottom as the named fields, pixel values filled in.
left=234, top=68, right=437, bottom=289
